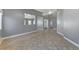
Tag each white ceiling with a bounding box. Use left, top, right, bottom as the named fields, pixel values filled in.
left=36, top=9, right=56, bottom=13
left=36, top=9, right=57, bottom=16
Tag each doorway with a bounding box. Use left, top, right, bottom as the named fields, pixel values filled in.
left=43, top=19, right=48, bottom=30
left=37, top=16, right=43, bottom=30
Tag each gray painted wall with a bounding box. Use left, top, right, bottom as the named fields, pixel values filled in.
left=2, top=9, right=41, bottom=37
left=0, top=30, right=1, bottom=37
left=63, top=9, right=79, bottom=44
left=52, top=17, right=57, bottom=29
left=57, top=9, right=79, bottom=44
left=0, top=11, right=2, bottom=37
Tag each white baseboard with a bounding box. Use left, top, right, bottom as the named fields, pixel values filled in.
left=57, top=31, right=79, bottom=48
left=57, top=31, right=64, bottom=36
left=2, top=30, right=39, bottom=40
left=64, top=37, right=79, bottom=48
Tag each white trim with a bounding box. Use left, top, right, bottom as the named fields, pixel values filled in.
left=57, top=31, right=64, bottom=36
left=64, top=37, right=79, bottom=48
left=2, top=30, right=39, bottom=40
left=57, top=31, right=79, bottom=48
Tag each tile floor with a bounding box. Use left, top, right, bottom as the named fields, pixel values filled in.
left=0, top=29, right=79, bottom=50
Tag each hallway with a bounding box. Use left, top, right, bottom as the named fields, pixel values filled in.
left=0, top=29, right=78, bottom=50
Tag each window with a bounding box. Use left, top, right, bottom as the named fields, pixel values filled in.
left=28, top=20, right=32, bottom=25
left=24, top=13, right=36, bottom=25
left=24, top=13, right=35, bottom=19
